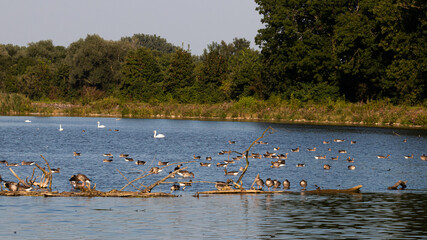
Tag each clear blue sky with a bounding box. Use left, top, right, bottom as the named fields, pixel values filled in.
left=0, top=0, right=263, bottom=55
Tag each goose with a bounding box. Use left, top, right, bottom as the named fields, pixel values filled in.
left=177, top=170, right=194, bottom=178
left=323, top=164, right=331, bottom=170
left=283, top=179, right=290, bottom=189
left=338, top=150, right=347, bottom=154
left=193, top=155, right=201, bottom=160
left=205, top=156, right=212, bottom=161
left=296, top=163, right=305, bottom=167
left=300, top=179, right=307, bottom=190
left=224, top=168, right=239, bottom=176
left=97, top=121, right=105, bottom=128
left=265, top=178, right=274, bottom=191
left=158, top=161, right=169, bottom=166
left=334, top=139, right=345, bottom=142
left=69, top=174, right=91, bottom=188
left=21, top=161, right=35, bottom=166
left=331, top=156, right=339, bottom=160
left=377, top=154, right=390, bottom=159
left=73, top=152, right=81, bottom=156
left=307, top=147, right=316, bottom=152
left=170, top=184, right=180, bottom=192
left=153, top=130, right=165, bottom=138
left=3, top=181, right=19, bottom=191
left=273, top=180, right=281, bottom=189
left=119, top=154, right=129, bottom=158
left=348, top=165, right=356, bottom=170
left=59, top=124, right=63, bottom=131
left=51, top=168, right=60, bottom=173
left=254, top=176, right=264, bottom=190
left=421, top=154, right=427, bottom=161
left=103, top=159, right=113, bottom=163
left=135, top=160, right=146, bottom=165
left=291, top=147, right=300, bottom=152
left=149, top=167, right=162, bottom=174
left=404, top=154, right=414, bottom=159
left=314, top=155, right=326, bottom=159
left=200, top=162, right=211, bottom=167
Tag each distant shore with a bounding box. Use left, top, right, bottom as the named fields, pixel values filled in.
left=1, top=98, right=426, bottom=129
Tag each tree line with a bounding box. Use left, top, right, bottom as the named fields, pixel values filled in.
left=0, top=0, right=425, bottom=105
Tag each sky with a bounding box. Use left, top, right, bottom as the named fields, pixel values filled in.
left=0, top=0, right=264, bottom=55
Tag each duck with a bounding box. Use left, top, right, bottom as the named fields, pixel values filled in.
left=323, top=141, right=330, bottom=144
left=300, top=179, right=307, bottom=190
left=97, top=121, right=105, bottom=128
left=331, top=156, right=339, bottom=160
left=328, top=148, right=332, bottom=151
left=0, top=160, right=7, bottom=164
left=206, top=156, right=212, bottom=161
left=347, top=157, right=354, bottom=163
left=334, top=139, right=345, bottom=142
left=21, top=161, right=35, bottom=166
left=153, top=130, right=165, bottom=138
left=73, top=152, right=81, bottom=156
left=307, top=147, right=316, bottom=152
left=338, top=150, right=347, bottom=154
left=283, top=179, right=290, bottom=190
left=59, top=124, right=63, bottom=131
left=224, top=168, right=239, bottom=176
left=158, top=161, right=169, bottom=166
left=421, top=154, right=427, bottom=161
left=228, top=140, right=236, bottom=144
left=291, top=147, right=300, bottom=152
left=377, top=154, right=390, bottom=159
left=274, top=147, right=280, bottom=151
left=124, top=157, right=134, bottom=162
left=404, top=154, right=414, bottom=159
left=51, top=168, right=60, bottom=173
left=179, top=179, right=192, bottom=189
left=254, top=176, right=264, bottom=190
left=351, top=140, right=356, bottom=144
left=296, top=163, right=305, bottom=167
left=103, top=159, right=113, bottom=163
left=270, top=160, right=285, bottom=168
left=170, top=184, right=180, bottom=192
left=348, top=165, right=356, bottom=170
left=6, top=162, right=19, bottom=167
left=200, top=162, right=211, bottom=167
left=119, top=154, right=129, bottom=158
left=224, top=160, right=235, bottom=164
left=24, top=120, right=31, bottom=123
left=149, top=167, right=162, bottom=174
left=69, top=174, right=91, bottom=188
left=173, top=164, right=182, bottom=171
left=3, top=181, right=19, bottom=191
left=216, top=163, right=228, bottom=168
left=215, top=180, right=232, bottom=191
left=135, top=160, right=146, bottom=165
left=278, top=153, right=288, bottom=160
left=265, top=178, right=274, bottom=191
left=314, top=156, right=326, bottom=159
left=193, top=155, right=201, bottom=160
left=273, top=179, right=281, bottom=189
left=177, top=170, right=195, bottom=178
left=323, top=164, right=331, bottom=170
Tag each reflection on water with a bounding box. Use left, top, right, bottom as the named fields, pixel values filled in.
left=0, top=117, right=426, bottom=239
left=0, top=193, right=425, bottom=239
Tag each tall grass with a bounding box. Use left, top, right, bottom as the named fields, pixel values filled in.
left=1, top=93, right=425, bottom=128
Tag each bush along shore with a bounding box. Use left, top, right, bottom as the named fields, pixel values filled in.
left=0, top=94, right=426, bottom=129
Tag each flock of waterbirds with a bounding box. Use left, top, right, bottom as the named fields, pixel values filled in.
left=1, top=121, right=426, bottom=193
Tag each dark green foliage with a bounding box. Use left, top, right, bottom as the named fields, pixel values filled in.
left=121, top=33, right=178, bottom=54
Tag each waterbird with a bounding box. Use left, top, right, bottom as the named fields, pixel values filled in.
left=351, top=141, right=356, bottom=144
left=125, top=157, right=134, bottom=162
left=153, top=130, right=165, bottom=138
left=3, top=181, right=19, bottom=191
left=404, top=154, right=413, bottom=159
left=200, top=162, right=211, bottom=167
left=179, top=180, right=192, bottom=190
left=228, top=140, right=236, bottom=144
left=69, top=174, right=91, bottom=188
left=51, top=168, right=60, bottom=173
left=338, top=150, right=347, bottom=154
left=323, top=141, right=330, bottom=144
left=215, top=180, right=232, bottom=191
left=25, top=120, right=31, bottom=123
left=170, top=184, right=180, bottom=192
left=6, top=162, right=19, bottom=167
left=291, top=147, right=300, bottom=152
left=421, top=154, right=427, bottom=161
left=334, top=139, right=345, bottom=142
left=135, top=160, right=146, bottom=165
left=348, top=165, right=356, bottom=170
left=296, top=163, right=305, bottom=167
left=21, top=161, right=35, bottom=166
left=206, top=156, right=212, bottom=161
left=331, top=156, right=339, bottom=160
left=177, top=170, right=194, bottom=178
left=73, top=152, right=81, bottom=156
left=300, top=179, right=307, bottom=190
left=59, top=124, right=63, bottom=132
left=193, top=155, right=201, bottom=160
left=216, top=163, right=228, bottom=168
left=323, top=164, right=331, bottom=170
left=149, top=167, right=162, bottom=174
left=254, top=176, right=264, bottom=190
left=224, top=168, right=239, bottom=176
left=103, top=153, right=113, bottom=157
left=158, top=161, right=169, bottom=166
left=307, top=147, right=316, bottom=152
left=97, top=121, right=105, bottom=128
left=265, top=178, right=274, bottom=191
left=103, top=159, right=113, bottom=163
left=314, top=156, right=326, bottom=159
left=377, top=154, right=390, bottom=159
left=283, top=179, right=290, bottom=190
left=119, top=154, right=129, bottom=158
left=273, top=180, right=281, bottom=189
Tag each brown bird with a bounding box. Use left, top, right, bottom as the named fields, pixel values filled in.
left=170, top=184, right=180, bottom=192
left=323, top=164, right=331, bottom=170
left=255, top=175, right=264, bottom=190
left=421, top=154, right=427, bottom=161
left=135, top=160, right=146, bottom=165
left=73, top=152, right=81, bottom=156
left=177, top=170, right=194, bottom=178
left=265, top=178, right=274, bottom=191
left=224, top=168, right=239, bottom=176
left=331, top=156, right=338, bottom=160
left=69, top=174, right=91, bottom=188
left=300, top=179, right=307, bottom=190
left=21, top=161, right=35, bottom=166
left=404, top=154, right=413, bottom=159
left=273, top=179, right=281, bottom=189
left=193, top=155, right=201, bottom=160
left=200, top=162, right=212, bottom=167
left=348, top=165, right=356, bottom=170
left=291, top=147, right=300, bottom=152
left=103, top=159, right=113, bottom=163
left=149, top=167, right=162, bottom=174
left=377, top=154, right=390, bottom=159
left=158, top=161, right=169, bottom=166
left=307, top=147, right=316, bottom=152
left=283, top=179, right=290, bottom=189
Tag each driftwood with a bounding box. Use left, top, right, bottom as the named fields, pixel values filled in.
left=142, top=167, right=188, bottom=193
left=9, top=168, right=31, bottom=188
left=0, top=189, right=177, bottom=198
left=387, top=180, right=407, bottom=190
left=196, top=185, right=363, bottom=195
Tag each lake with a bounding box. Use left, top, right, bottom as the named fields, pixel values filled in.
left=0, top=116, right=426, bottom=239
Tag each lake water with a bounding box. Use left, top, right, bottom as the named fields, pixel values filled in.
left=0, top=116, right=426, bottom=239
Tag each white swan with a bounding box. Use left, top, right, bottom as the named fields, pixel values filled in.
left=25, top=120, right=31, bottom=123
left=59, top=124, right=63, bottom=131
left=97, top=121, right=105, bottom=128
left=153, top=130, right=165, bottom=138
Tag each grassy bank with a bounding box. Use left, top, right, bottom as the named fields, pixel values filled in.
left=1, top=94, right=426, bottom=128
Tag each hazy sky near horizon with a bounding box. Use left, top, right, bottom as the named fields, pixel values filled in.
left=0, top=0, right=264, bottom=55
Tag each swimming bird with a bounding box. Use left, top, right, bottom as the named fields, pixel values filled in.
left=265, top=178, right=274, bottom=191
left=323, top=164, right=331, bottom=170
left=314, top=156, right=326, bottom=159
left=228, top=140, right=236, bottom=144
left=170, top=184, right=180, bottom=192
left=283, top=179, right=290, bottom=190
left=177, top=170, right=194, bottom=178
left=206, top=156, right=212, bottom=161
left=3, top=181, right=19, bottom=191
left=124, top=158, right=134, bottom=162
left=296, top=163, right=305, bottom=167
left=97, top=121, right=105, bottom=128
left=193, top=154, right=201, bottom=160
left=323, top=141, right=330, bottom=144
left=291, top=147, right=300, bottom=152
left=338, top=150, right=347, bottom=154
left=300, top=179, right=307, bottom=190
left=25, top=120, right=31, bottom=123
left=307, top=147, right=316, bottom=152
left=331, top=156, right=339, bottom=160
left=200, top=162, right=211, bottom=167
left=135, top=160, right=146, bottom=165
left=216, top=163, right=228, bottom=168
left=377, top=154, right=390, bottom=159
left=59, top=124, right=63, bottom=131
left=158, top=161, right=169, bottom=166
left=73, top=152, right=81, bottom=156
left=21, top=161, right=35, bottom=166
left=103, top=153, right=113, bottom=157
left=270, top=160, right=285, bottom=168
left=274, top=147, right=280, bottom=151
left=421, top=154, right=427, bottom=161
left=69, top=174, right=91, bottom=188
left=404, top=154, right=414, bottom=159
left=348, top=165, right=356, bottom=170
left=119, top=154, right=129, bottom=158
left=215, top=180, right=232, bottom=191
left=0, top=160, right=6, bottom=164
left=103, top=159, right=113, bottom=163
left=347, top=157, right=354, bottom=162
left=6, top=162, right=19, bottom=167
left=153, top=130, right=165, bottom=138
left=224, top=168, right=239, bottom=176
left=149, top=167, right=162, bottom=174
left=334, top=139, right=345, bottom=142
left=351, top=141, right=356, bottom=144
left=51, top=168, right=60, bottom=173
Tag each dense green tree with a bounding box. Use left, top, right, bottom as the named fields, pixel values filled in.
left=17, top=59, right=53, bottom=100
left=164, top=48, right=195, bottom=103
left=121, top=47, right=164, bottom=102
left=121, top=33, right=177, bottom=54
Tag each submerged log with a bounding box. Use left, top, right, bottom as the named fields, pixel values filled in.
left=0, top=189, right=177, bottom=198
left=196, top=185, right=363, bottom=195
